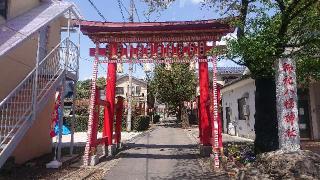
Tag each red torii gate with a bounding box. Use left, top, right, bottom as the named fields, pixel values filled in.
left=80, top=19, right=234, bottom=167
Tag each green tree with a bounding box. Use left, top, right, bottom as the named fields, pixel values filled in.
left=72, top=77, right=107, bottom=131
left=76, top=77, right=106, bottom=99
left=150, top=64, right=196, bottom=121
left=143, top=0, right=320, bottom=153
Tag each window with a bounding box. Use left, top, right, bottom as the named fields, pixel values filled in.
left=136, top=86, right=141, bottom=96
left=116, top=87, right=124, bottom=95
left=0, top=0, right=7, bottom=19
left=237, top=97, right=246, bottom=120
left=100, top=90, right=106, bottom=100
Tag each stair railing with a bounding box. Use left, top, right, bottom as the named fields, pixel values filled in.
left=0, top=38, right=78, bottom=150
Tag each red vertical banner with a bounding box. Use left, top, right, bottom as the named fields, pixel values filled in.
left=199, top=41, right=206, bottom=58
left=147, top=43, right=152, bottom=58
left=157, top=43, right=164, bottom=58
left=137, top=43, right=144, bottom=59
left=167, top=42, right=173, bottom=58
left=173, top=43, right=178, bottom=58
left=189, top=43, right=196, bottom=58
left=117, top=43, right=123, bottom=60
left=133, top=46, right=138, bottom=59
left=152, top=43, right=157, bottom=59
left=121, top=47, right=127, bottom=59
left=115, top=96, right=124, bottom=145
left=130, top=45, right=134, bottom=60
left=163, top=44, right=168, bottom=58
left=183, top=45, right=189, bottom=58
left=178, top=42, right=184, bottom=59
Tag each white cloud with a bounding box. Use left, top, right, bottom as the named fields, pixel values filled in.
left=179, top=0, right=202, bottom=8
left=179, top=0, right=187, bottom=8
left=216, top=30, right=237, bottom=46
left=191, top=0, right=202, bottom=4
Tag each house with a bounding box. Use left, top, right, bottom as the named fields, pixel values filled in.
left=221, top=75, right=320, bottom=141
left=100, top=74, right=148, bottom=115
left=221, top=76, right=256, bottom=139
left=186, top=66, right=246, bottom=124
left=195, top=67, right=245, bottom=96
left=0, top=0, right=81, bottom=167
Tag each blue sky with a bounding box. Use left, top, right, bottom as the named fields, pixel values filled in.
left=70, top=0, right=237, bottom=80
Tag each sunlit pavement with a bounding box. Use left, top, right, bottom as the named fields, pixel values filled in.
left=104, top=121, right=228, bottom=180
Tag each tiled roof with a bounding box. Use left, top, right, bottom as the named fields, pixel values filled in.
left=209, top=66, right=246, bottom=75
left=0, top=0, right=81, bottom=57
left=222, top=74, right=252, bottom=89
left=116, top=74, right=147, bottom=85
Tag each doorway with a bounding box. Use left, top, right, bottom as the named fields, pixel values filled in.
left=298, top=89, right=312, bottom=139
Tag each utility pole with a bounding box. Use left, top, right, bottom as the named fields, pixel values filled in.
left=126, top=0, right=134, bottom=131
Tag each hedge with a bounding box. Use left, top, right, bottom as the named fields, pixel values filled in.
left=65, top=115, right=105, bottom=132
left=65, top=110, right=150, bottom=132
left=153, top=114, right=160, bottom=123
left=132, top=115, right=150, bottom=131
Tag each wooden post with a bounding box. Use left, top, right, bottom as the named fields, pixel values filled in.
left=115, top=96, right=124, bottom=146
left=198, top=96, right=202, bottom=140
left=211, top=56, right=220, bottom=168
left=217, top=85, right=223, bottom=149
left=83, top=42, right=100, bottom=166
left=90, top=87, right=100, bottom=148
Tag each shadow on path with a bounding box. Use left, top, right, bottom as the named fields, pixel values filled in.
left=104, top=122, right=229, bottom=180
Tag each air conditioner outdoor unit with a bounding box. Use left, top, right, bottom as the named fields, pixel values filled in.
left=243, top=105, right=250, bottom=116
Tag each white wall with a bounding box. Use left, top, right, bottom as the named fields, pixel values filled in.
left=221, top=78, right=256, bottom=139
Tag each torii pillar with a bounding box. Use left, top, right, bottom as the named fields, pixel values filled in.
left=103, top=42, right=117, bottom=156
left=198, top=41, right=212, bottom=156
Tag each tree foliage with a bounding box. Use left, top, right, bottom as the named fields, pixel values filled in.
left=76, top=77, right=106, bottom=99
left=144, top=0, right=320, bottom=82
left=143, top=0, right=320, bottom=153
left=150, top=64, right=196, bottom=110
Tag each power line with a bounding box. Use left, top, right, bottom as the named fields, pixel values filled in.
left=129, top=0, right=134, bottom=22
left=133, top=0, right=141, bottom=22
left=87, top=0, right=107, bottom=21
left=117, top=0, right=126, bottom=22
left=79, top=56, right=107, bottom=73
left=119, top=0, right=130, bottom=16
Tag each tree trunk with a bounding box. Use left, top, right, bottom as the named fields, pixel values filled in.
left=254, top=77, right=279, bottom=154
left=177, top=105, right=182, bottom=123
left=181, top=106, right=190, bottom=128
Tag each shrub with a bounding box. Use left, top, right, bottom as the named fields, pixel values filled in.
left=132, top=115, right=150, bottom=131
left=65, top=116, right=88, bottom=132
left=153, top=114, right=160, bottom=123
left=65, top=114, right=105, bottom=132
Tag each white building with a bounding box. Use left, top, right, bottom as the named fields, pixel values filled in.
left=221, top=76, right=320, bottom=141
left=221, top=76, right=256, bottom=139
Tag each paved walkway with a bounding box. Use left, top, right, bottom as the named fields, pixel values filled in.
left=104, top=123, right=227, bottom=180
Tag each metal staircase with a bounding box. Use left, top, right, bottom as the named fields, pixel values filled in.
left=0, top=38, right=79, bottom=168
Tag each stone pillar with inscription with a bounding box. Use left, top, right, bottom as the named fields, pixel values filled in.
left=275, top=58, right=300, bottom=151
